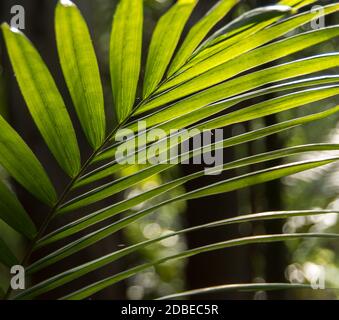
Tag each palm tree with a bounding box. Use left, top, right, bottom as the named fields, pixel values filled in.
left=1, top=0, right=339, bottom=299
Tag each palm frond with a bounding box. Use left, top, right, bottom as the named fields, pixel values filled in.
left=0, top=0, right=339, bottom=300
left=55, top=2, right=106, bottom=148
left=110, top=0, right=143, bottom=122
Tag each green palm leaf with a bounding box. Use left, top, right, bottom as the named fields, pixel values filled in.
left=0, top=237, right=18, bottom=268
left=279, top=0, right=317, bottom=9
left=1, top=23, right=81, bottom=177
left=0, top=179, right=36, bottom=239
left=168, top=0, right=239, bottom=75
left=63, top=233, right=339, bottom=300
left=56, top=143, right=339, bottom=216
left=74, top=102, right=339, bottom=189
left=15, top=210, right=337, bottom=299
left=110, top=0, right=143, bottom=122
left=194, top=4, right=292, bottom=56
left=162, top=3, right=339, bottom=90
left=0, top=115, right=56, bottom=205
left=137, top=53, right=339, bottom=123
left=157, top=283, right=315, bottom=300
left=25, top=157, right=339, bottom=274
left=139, top=25, right=339, bottom=113
left=96, top=75, right=339, bottom=163
left=143, top=0, right=197, bottom=98
left=55, top=1, right=106, bottom=148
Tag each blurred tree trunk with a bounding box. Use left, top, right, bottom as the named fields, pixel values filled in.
left=256, top=0, right=289, bottom=299
left=183, top=0, right=290, bottom=299
left=263, top=115, right=289, bottom=299
left=182, top=0, right=252, bottom=299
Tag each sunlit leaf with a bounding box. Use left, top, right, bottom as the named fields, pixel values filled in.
left=1, top=23, right=81, bottom=177
left=110, top=0, right=143, bottom=122
left=0, top=115, right=56, bottom=206
left=143, top=0, right=197, bottom=98
left=55, top=0, right=106, bottom=148
left=168, top=0, right=238, bottom=76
